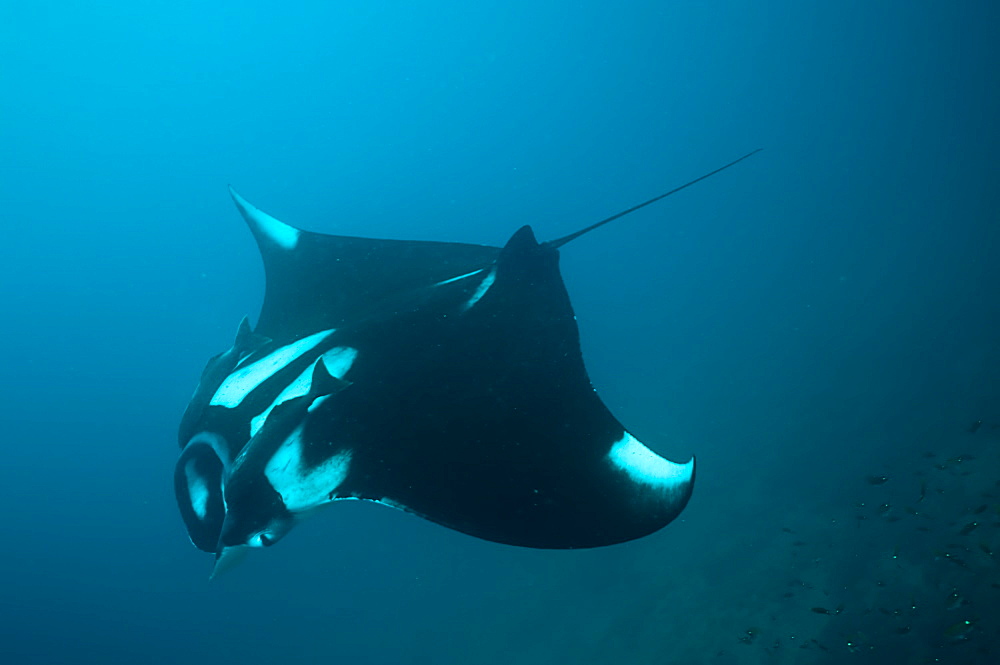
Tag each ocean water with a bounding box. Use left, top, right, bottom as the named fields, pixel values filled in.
left=1, top=2, right=997, bottom=663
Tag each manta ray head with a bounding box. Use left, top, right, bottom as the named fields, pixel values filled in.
left=217, top=467, right=296, bottom=551
left=214, top=358, right=353, bottom=565
left=212, top=475, right=296, bottom=578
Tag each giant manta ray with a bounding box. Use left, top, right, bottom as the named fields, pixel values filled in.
left=174, top=151, right=758, bottom=576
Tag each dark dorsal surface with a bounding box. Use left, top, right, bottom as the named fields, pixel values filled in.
left=231, top=188, right=500, bottom=343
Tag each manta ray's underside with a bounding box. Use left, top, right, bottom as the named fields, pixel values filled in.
left=174, top=151, right=758, bottom=574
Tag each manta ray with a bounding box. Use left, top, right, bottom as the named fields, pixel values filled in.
left=174, top=151, right=758, bottom=575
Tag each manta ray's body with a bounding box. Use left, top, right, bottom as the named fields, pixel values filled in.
left=174, top=152, right=757, bottom=573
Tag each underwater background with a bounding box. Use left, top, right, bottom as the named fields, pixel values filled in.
left=1, top=1, right=997, bottom=663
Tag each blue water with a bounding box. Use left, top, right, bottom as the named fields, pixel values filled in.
left=1, top=2, right=997, bottom=663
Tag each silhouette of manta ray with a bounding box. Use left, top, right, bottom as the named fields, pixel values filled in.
left=172, top=150, right=759, bottom=576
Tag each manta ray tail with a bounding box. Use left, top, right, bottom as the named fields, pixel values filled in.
left=545, top=149, right=762, bottom=250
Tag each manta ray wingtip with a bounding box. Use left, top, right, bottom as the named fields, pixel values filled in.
left=227, top=187, right=301, bottom=251
left=227, top=184, right=250, bottom=210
